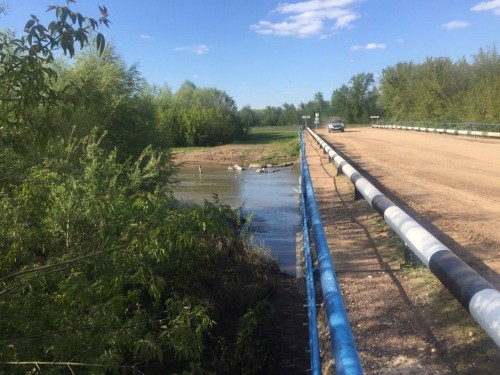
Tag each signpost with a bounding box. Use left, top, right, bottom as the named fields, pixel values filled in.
left=302, top=115, right=310, bottom=128
left=370, top=115, right=380, bottom=124
left=314, top=113, right=319, bottom=130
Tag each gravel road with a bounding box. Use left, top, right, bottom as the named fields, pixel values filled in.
left=304, top=127, right=500, bottom=374
left=321, top=127, right=500, bottom=287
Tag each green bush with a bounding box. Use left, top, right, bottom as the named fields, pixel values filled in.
left=0, top=131, right=277, bottom=374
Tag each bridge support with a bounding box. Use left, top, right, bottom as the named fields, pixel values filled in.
left=354, top=187, right=363, bottom=201
left=296, top=232, right=306, bottom=295
left=330, top=156, right=343, bottom=176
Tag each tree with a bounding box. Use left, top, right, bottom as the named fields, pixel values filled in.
left=379, top=62, right=418, bottom=121
left=259, top=106, right=284, bottom=127
left=378, top=47, right=500, bottom=123
left=330, top=74, right=379, bottom=123
left=412, top=58, right=457, bottom=121
left=239, top=105, right=259, bottom=130
left=331, top=84, right=350, bottom=119
left=466, top=46, right=500, bottom=122
left=165, top=82, right=243, bottom=146
left=282, top=103, right=299, bottom=126
left=0, top=1, right=110, bottom=145
left=154, top=84, right=176, bottom=147
left=56, top=46, right=160, bottom=159
left=313, top=91, right=330, bottom=117
left=347, top=73, right=376, bottom=122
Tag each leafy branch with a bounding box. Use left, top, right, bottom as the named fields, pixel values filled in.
left=0, top=245, right=128, bottom=295
left=0, top=1, right=111, bottom=137
left=0, top=361, right=145, bottom=375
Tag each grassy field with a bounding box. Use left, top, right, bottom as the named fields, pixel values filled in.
left=172, top=126, right=301, bottom=165
left=242, top=126, right=300, bottom=164
left=243, top=125, right=299, bottom=143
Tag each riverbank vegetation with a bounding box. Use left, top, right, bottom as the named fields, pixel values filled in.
left=0, top=3, right=291, bottom=374
left=0, top=131, right=282, bottom=374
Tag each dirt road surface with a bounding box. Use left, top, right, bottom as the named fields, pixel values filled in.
left=304, top=127, right=500, bottom=374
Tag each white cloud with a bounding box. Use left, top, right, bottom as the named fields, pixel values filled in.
left=192, top=45, right=210, bottom=54
left=250, top=0, right=360, bottom=38
left=174, top=44, right=210, bottom=55
left=350, top=43, right=386, bottom=51
left=139, top=34, right=152, bottom=40
left=442, top=20, right=469, bottom=29
left=471, top=0, right=500, bottom=15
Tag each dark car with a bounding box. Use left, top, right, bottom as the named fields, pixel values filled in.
left=328, top=118, right=345, bottom=132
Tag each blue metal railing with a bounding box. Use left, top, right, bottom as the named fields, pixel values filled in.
left=299, top=130, right=363, bottom=374
left=300, top=177, right=321, bottom=375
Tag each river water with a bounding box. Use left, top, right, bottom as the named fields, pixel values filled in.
left=173, top=163, right=301, bottom=275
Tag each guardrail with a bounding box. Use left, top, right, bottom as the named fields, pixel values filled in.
left=373, top=124, right=500, bottom=139
left=306, top=127, right=500, bottom=348
left=299, top=130, right=363, bottom=375
left=300, top=143, right=321, bottom=374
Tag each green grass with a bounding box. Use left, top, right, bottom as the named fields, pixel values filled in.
left=240, top=126, right=299, bottom=145
left=171, top=126, right=299, bottom=154
left=171, top=126, right=301, bottom=165
left=241, top=127, right=300, bottom=164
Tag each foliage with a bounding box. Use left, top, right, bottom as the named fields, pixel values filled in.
left=231, top=301, right=273, bottom=374
left=331, top=73, right=379, bottom=123
left=379, top=47, right=500, bottom=122
left=0, top=3, right=279, bottom=373
left=0, top=132, right=276, bottom=373
left=239, top=91, right=335, bottom=128
left=157, top=81, right=246, bottom=147
left=53, top=46, right=162, bottom=159
left=238, top=105, right=259, bottom=129
left=0, top=1, right=110, bottom=144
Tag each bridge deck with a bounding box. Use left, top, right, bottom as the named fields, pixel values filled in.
left=303, top=129, right=500, bottom=374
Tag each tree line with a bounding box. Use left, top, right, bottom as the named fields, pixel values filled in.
left=379, top=49, right=500, bottom=123
left=245, top=47, right=500, bottom=126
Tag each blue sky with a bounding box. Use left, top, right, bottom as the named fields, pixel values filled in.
left=2, top=0, right=500, bottom=109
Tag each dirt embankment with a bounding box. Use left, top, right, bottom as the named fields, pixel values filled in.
left=173, top=143, right=297, bottom=167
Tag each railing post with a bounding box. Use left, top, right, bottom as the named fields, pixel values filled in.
left=354, top=187, right=363, bottom=201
